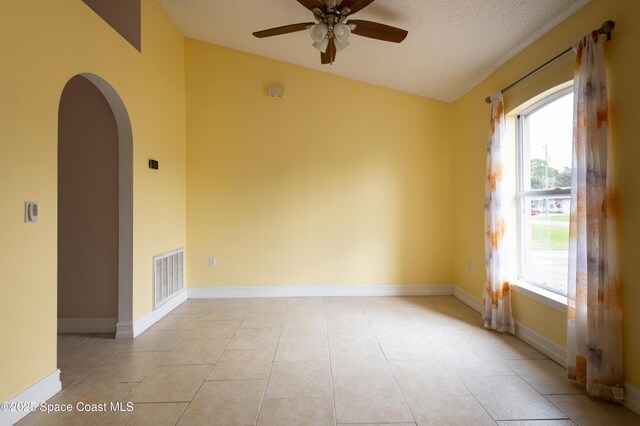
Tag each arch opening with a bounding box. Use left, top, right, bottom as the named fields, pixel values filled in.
left=58, top=73, right=133, bottom=337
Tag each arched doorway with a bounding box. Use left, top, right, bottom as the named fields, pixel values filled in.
left=57, top=73, right=132, bottom=337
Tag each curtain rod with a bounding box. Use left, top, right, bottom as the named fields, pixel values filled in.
left=484, top=20, right=615, bottom=104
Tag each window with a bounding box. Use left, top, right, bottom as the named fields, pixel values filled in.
left=517, top=88, right=573, bottom=295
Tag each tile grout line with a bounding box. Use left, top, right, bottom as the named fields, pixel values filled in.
left=402, top=298, right=499, bottom=425
left=457, top=375, right=503, bottom=425
left=56, top=332, right=134, bottom=398
left=504, top=365, right=573, bottom=421
left=253, top=300, right=288, bottom=425
left=189, top=298, right=271, bottom=424
left=444, top=319, right=519, bottom=424
left=418, top=301, right=564, bottom=423
left=363, top=297, right=417, bottom=425
left=324, top=297, right=339, bottom=426
left=156, top=299, right=221, bottom=425
left=541, top=393, right=578, bottom=424
left=386, top=297, right=425, bottom=426
left=169, top=299, right=274, bottom=424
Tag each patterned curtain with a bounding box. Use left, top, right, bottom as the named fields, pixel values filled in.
left=483, top=92, right=514, bottom=333
left=567, top=31, right=624, bottom=401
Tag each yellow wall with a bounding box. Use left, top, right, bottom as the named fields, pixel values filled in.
left=0, top=0, right=186, bottom=402
left=185, top=40, right=452, bottom=287
left=511, top=294, right=568, bottom=348
left=450, top=0, right=640, bottom=388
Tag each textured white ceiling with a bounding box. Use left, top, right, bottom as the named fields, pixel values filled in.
left=157, top=0, right=589, bottom=102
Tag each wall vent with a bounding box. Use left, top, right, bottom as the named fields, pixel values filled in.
left=154, top=248, right=184, bottom=309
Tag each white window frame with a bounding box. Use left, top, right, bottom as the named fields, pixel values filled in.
left=516, top=87, right=573, bottom=296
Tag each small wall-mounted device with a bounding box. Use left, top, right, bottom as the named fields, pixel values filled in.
left=268, top=84, right=284, bottom=98
left=25, top=201, right=38, bottom=223
left=149, top=159, right=159, bottom=170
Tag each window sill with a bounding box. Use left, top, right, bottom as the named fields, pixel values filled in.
left=511, top=280, right=568, bottom=312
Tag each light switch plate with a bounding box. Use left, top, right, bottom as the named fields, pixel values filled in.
left=25, top=201, right=38, bottom=223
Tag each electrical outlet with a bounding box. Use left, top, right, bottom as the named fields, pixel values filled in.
left=467, top=260, right=473, bottom=273
left=209, top=256, right=216, bottom=267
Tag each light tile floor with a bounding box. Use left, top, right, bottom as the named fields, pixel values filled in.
left=19, top=296, right=640, bottom=425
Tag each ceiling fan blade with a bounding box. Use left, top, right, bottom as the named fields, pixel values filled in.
left=297, top=0, right=322, bottom=11
left=253, top=22, right=314, bottom=38
left=321, top=38, right=337, bottom=64
left=339, top=0, right=375, bottom=15
left=348, top=20, right=408, bottom=42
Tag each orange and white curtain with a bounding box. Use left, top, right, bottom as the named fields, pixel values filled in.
left=567, top=31, right=624, bottom=401
left=483, top=92, right=514, bottom=333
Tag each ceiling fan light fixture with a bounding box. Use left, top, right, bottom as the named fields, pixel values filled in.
left=312, top=37, right=330, bottom=53
left=333, top=22, right=351, bottom=42
left=310, top=23, right=328, bottom=42
left=334, top=38, right=350, bottom=52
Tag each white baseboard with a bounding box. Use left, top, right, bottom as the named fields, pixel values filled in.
left=115, top=321, right=135, bottom=339
left=188, top=284, right=453, bottom=299
left=57, top=317, right=117, bottom=334
left=115, top=288, right=187, bottom=338
left=625, top=382, right=640, bottom=416
left=1, top=370, right=61, bottom=426
left=452, top=286, right=568, bottom=367
left=452, top=286, right=484, bottom=313
left=514, top=320, right=567, bottom=367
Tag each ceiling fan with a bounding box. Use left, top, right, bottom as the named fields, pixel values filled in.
left=252, top=0, right=408, bottom=65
